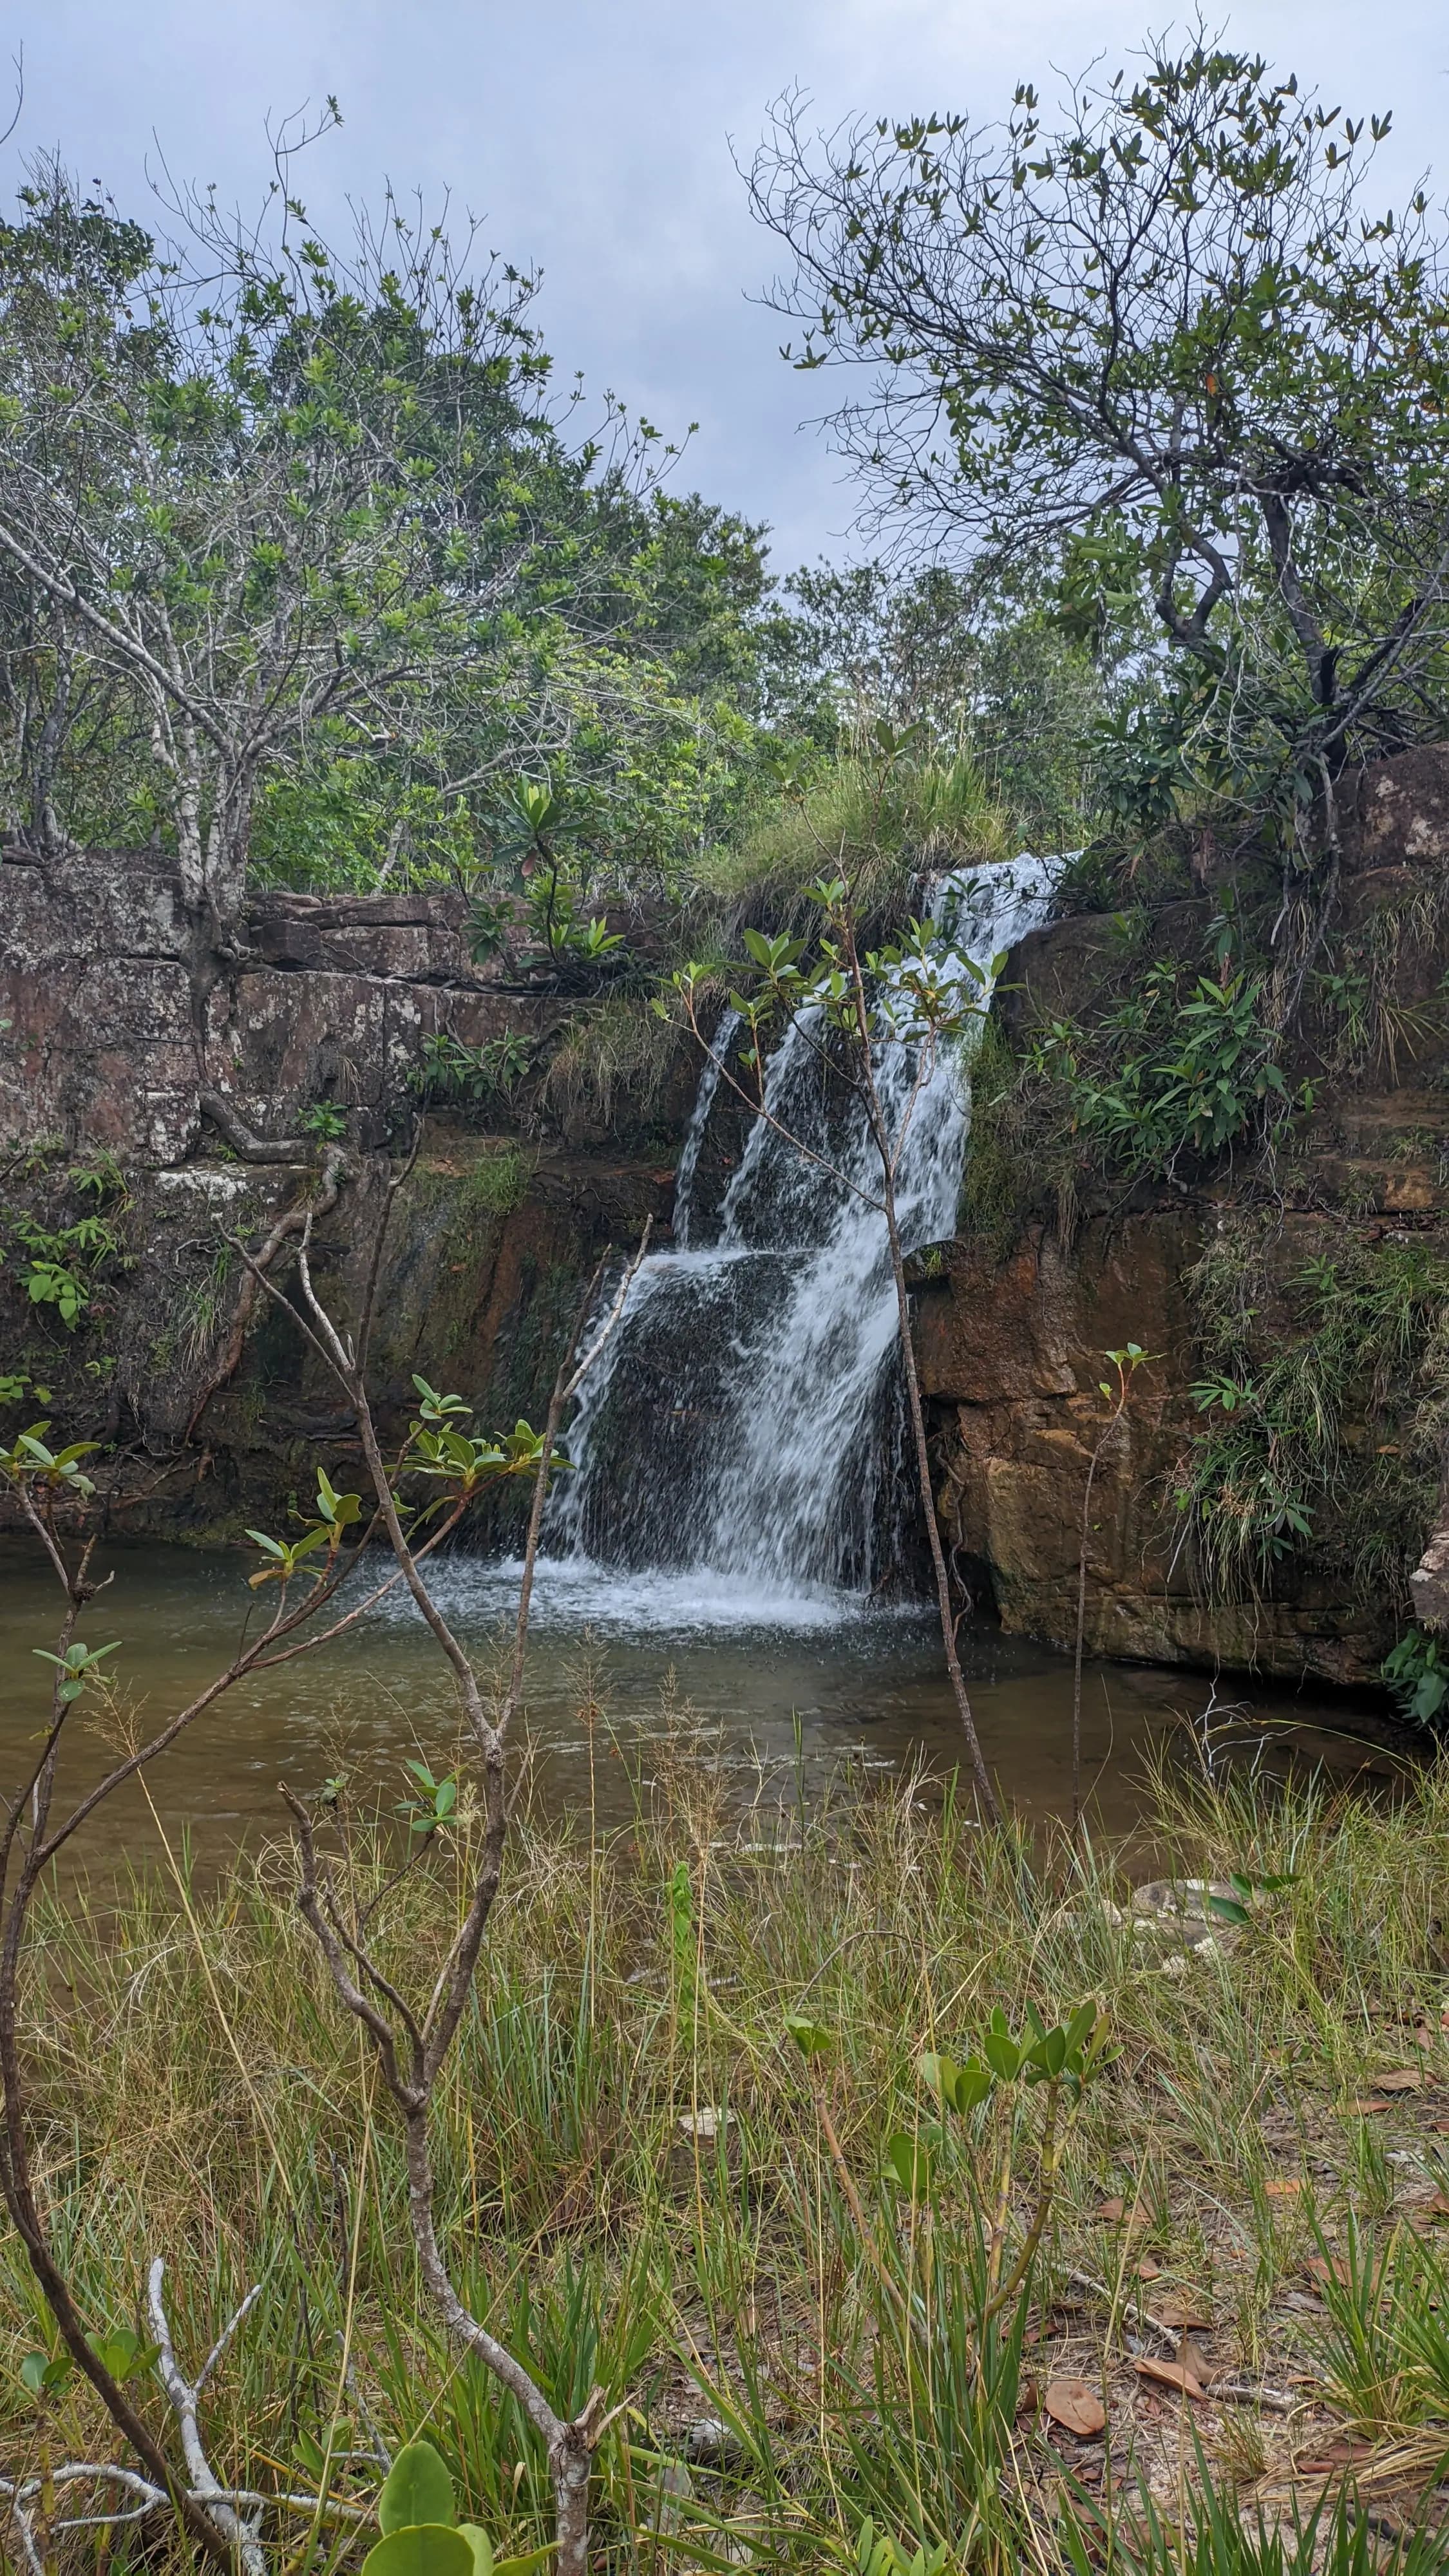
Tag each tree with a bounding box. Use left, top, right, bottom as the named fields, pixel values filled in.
left=0, top=134, right=759, bottom=933
left=750, top=40, right=1449, bottom=835
left=759, top=558, right=1108, bottom=842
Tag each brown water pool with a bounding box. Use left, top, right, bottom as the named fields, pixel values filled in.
left=0, top=1537, right=1403, bottom=1872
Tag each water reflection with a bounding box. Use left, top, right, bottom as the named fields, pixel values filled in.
left=0, top=1537, right=1405, bottom=1873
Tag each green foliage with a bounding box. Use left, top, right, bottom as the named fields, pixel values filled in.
left=0, top=1372, right=50, bottom=1408
left=364, top=2529, right=477, bottom=2576
left=1, top=1159, right=130, bottom=1336
left=361, top=2434, right=543, bottom=2576
left=397, top=1759, right=460, bottom=1839
left=759, top=560, right=1109, bottom=848
left=32, top=1638, right=120, bottom=1705
left=19, top=2325, right=155, bottom=2402
left=380, top=2441, right=459, bottom=2533
left=6, top=1210, right=124, bottom=1328
left=300, top=1100, right=348, bottom=1141
left=1177, top=1235, right=1449, bottom=1603
left=1383, top=1631, right=1449, bottom=1727
left=699, top=749, right=1009, bottom=931
left=0, top=1422, right=101, bottom=1497
left=0, top=155, right=774, bottom=907
left=13, top=1754, right=1449, bottom=2570
left=756, top=38, right=1449, bottom=804
left=415, top=1031, right=533, bottom=1108
left=538, top=990, right=684, bottom=1137
left=1030, top=956, right=1289, bottom=1179
left=1066, top=2451, right=1449, bottom=2576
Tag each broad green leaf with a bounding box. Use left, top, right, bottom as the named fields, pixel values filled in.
left=363, top=2527, right=475, bottom=2576
left=953, top=2059, right=994, bottom=2115
left=1206, top=1894, right=1251, bottom=1925
left=983, top=2027, right=1021, bottom=2081
left=916, top=2050, right=959, bottom=2109
left=379, top=2439, right=456, bottom=2534
left=784, top=2012, right=832, bottom=2058
left=458, top=2526, right=493, bottom=2576
left=886, top=2131, right=936, bottom=2198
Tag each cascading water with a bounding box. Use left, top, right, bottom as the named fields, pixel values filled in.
left=537, top=853, right=1059, bottom=1629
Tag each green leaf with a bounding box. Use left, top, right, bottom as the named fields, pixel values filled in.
left=94, top=2329, right=158, bottom=2383
left=458, top=2526, right=494, bottom=2576
left=784, top=2012, right=833, bottom=2058
left=886, top=2130, right=937, bottom=2197
left=983, top=2026, right=1022, bottom=2081
left=363, top=2527, right=475, bottom=2576
left=952, top=2058, right=994, bottom=2114
left=379, top=2439, right=457, bottom=2534
left=1206, top=1893, right=1251, bottom=1925
left=916, top=2050, right=958, bottom=2107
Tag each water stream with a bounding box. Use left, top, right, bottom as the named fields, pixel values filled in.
left=540, top=855, right=1058, bottom=1619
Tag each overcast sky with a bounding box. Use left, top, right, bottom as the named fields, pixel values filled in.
left=13, top=1, right=1449, bottom=576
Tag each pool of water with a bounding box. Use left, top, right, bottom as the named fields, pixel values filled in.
left=0, top=1536, right=1403, bottom=1871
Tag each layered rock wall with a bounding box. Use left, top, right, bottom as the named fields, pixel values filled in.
left=918, top=748, right=1449, bottom=1687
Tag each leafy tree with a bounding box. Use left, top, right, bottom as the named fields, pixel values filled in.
left=751, top=39, right=1449, bottom=830
left=0, top=133, right=772, bottom=928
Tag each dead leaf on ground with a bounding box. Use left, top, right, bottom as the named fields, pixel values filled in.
left=1094, top=2196, right=1150, bottom=2231
left=1377, top=2069, right=1426, bottom=2091
left=1306, top=2254, right=1350, bottom=2288
left=1265, top=2178, right=1303, bottom=2198
left=1045, top=2378, right=1107, bottom=2438
left=1134, top=2356, right=1208, bottom=2401
left=1293, top=2438, right=1376, bottom=2474
left=1348, top=2099, right=1394, bottom=2116
left=1135, top=2257, right=1162, bottom=2280
left=1155, top=2297, right=1215, bottom=2331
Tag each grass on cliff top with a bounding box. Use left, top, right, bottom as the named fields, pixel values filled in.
left=10, top=1718, right=1449, bottom=2573
left=697, top=752, right=1013, bottom=934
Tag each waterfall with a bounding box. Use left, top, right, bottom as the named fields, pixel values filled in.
left=537, top=853, right=1059, bottom=1629
left=672, top=1004, right=739, bottom=1249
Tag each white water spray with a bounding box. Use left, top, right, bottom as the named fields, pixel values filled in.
left=532, top=853, right=1059, bottom=1629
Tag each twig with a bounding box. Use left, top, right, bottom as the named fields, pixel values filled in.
left=149, top=2258, right=267, bottom=2576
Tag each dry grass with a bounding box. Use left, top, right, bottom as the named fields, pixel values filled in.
left=8, top=1739, right=1449, bottom=2571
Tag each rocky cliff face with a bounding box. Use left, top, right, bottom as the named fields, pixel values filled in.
left=0, top=848, right=686, bottom=1533
left=918, top=748, right=1449, bottom=1687
left=1, top=849, right=547, bottom=1164
left=6, top=759, right=1449, bottom=1690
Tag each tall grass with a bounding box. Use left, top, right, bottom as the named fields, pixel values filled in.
left=698, top=755, right=1012, bottom=934
left=8, top=1751, right=1449, bottom=2570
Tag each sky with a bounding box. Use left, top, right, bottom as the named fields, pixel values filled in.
left=12, top=0, right=1449, bottom=577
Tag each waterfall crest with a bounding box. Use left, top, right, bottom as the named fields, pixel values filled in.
left=536, top=854, right=1059, bottom=1629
